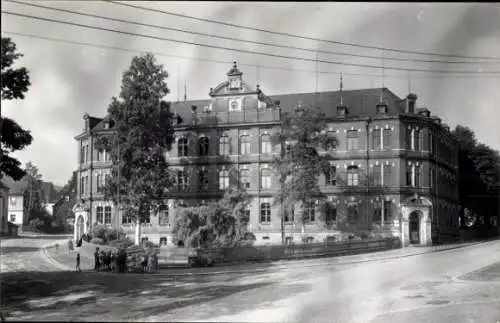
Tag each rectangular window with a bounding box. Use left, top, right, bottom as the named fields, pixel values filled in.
left=178, top=170, right=189, bottom=190
left=199, top=137, right=209, bottom=156
left=104, top=206, right=112, bottom=224
left=159, top=204, right=169, bottom=226
left=406, top=166, right=412, bottom=186
left=219, top=135, right=230, bottom=155
left=85, top=145, right=89, bottom=162
left=326, top=165, right=337, bottom=186
left=429, top=132, right=434, bottom=153
left=406, top=128, right=412, bottom=150
left=415, top=164, right=421, bottom=187
left=96, top=149, right=101, bottom=162
left=384, top=200, right=393, bottom=221
left=326, top=131, right=337, bottom=150
left=219, top=170, right=229, bottom=189
left=80, top=146, right=85, bottom=164
left=141, top=205, right=151, bottom=224
left=325, top=204, right=337, bottom=225
left=96, top=206, right=104, bottom=224
left=261, top=134, right=272, bottom=154
left=347, top=130, right=359, bottom=151
left=284, top=206, right=295, bottom=223
left=347, top=204, right=359, bottom=222
left=430, top=168, right=434, bottom=188
left=240, top=135, right=251, bottom=155
left=96, top=174, right=102, bottom=193
left=347, top=166, right=359, bottom=186
left=178, top=138, right=188, bottom=157
left=304, top=201, right=316, bottom=222
left=372, top=165, right=382, bottom=186
left=261, top=168, right=272, bottom=189
left=383, top=164, right=391, bottom=187
left=198, top=168, right=209, bottom=190
left=122, top=213, right=133, bottom=225
left=383, top=128, right=392, bottom=149
left=372, top=129, right=381, bottom=150
left=373, top=201, right=382, bottom=223
left=240, top=168, right=250, bottom=188
left=415, top=130, right=421, bottom=151
left=9, top=214, right=16, bottom=222
left=260, top=200, right=271, bottom=223
left=80, top=176, right=85, bottom=195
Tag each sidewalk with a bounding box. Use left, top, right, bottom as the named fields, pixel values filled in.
left=43, top=239, right=493, bottom=275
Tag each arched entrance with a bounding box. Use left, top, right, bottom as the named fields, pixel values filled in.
left=409, top=211, right=421, bottom=244
left=72, top=202, right=89, bottom=243
left=400, top=195, right=433, bottom=246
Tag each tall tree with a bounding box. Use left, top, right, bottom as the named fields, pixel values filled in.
left=271, top=104, right=337, bottom=244
left=103, top=53, right=176, bottom=245
left=453, top=125, right=500, bottom=232
left=1, top=37, right=33, bottom=180
left=25, top=161, right=45, bottom=221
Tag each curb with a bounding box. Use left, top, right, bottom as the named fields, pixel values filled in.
left=40, top=239, right=496, bottom=277
left=40, top=241, right=73, bottom=271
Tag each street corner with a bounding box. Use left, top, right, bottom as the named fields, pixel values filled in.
left=457, top=261, right=500, bottom=282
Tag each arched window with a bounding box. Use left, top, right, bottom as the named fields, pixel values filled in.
left=199, top=136, right=209, bottom=156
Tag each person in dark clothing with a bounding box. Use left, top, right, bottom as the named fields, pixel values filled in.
left=76, top=252, right=81, bottom=272
left=94, top=247, right=100, bottom=271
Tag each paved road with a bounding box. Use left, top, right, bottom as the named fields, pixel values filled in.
left=0, top=235, right=69, bottom=273
left=1, top=238, right=500, bottom=322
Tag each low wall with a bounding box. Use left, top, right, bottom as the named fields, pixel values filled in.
left=195, top=237, right=401, bottom=266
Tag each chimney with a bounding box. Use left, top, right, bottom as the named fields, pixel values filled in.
left=83, top=113, right=90, bottom=131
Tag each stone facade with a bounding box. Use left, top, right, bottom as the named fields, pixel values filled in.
left=74, top=62, right=460, bottom=246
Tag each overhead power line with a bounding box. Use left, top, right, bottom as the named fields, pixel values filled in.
left=4, top=30, right=498, bottom=81
left=105, top=0, right=500, bottom=61
left=5, top=0, right=498, bottom=65
left=3, top=11, right=499, bottom=75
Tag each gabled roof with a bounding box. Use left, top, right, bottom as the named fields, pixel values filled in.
left=84, top=87, right=410, bottom=131
left=2, top=176, right=28, bottom=195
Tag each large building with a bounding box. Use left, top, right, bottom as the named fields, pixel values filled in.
left=74, top=62, right=460, bottom=246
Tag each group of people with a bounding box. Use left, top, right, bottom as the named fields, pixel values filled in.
left=141, top=252, right=159, bottom=273
left=94, top=247, right=128, bottom=272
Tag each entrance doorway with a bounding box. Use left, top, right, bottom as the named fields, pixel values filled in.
left=409, top=211, right=420, bottom=244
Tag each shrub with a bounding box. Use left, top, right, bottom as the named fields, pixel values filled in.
left=91, top=225, right=124, bottom=244
left=91, top=237, right=105, bottom=245
left=109, top=239, right=134, bottom=249
left=82, top=234, right=92, bottom=243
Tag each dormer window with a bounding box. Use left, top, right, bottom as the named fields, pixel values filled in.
left=230, top=78, right=241, bottom=89
left=104, top=121, right=110, bottom=129
left=337, top=106, right=348, bottom=116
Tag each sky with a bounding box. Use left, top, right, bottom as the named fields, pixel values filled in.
left=2, top=1, right=500, bottom=186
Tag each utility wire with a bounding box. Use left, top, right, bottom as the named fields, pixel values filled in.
left=3, top=11, right=499, bottom=75
left=5, top=0, right=498, bottom=65
left=4, top=30, right=498, bottom=81
left=105, top=0, right=500, bottom=61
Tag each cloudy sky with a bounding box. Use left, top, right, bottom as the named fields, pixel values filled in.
left=2, top=1, right=499, bottom=186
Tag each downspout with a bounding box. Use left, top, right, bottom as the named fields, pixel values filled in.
left=365, top=117, right=371, bottom=235
left=89, top=131, right=94, bottom=233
